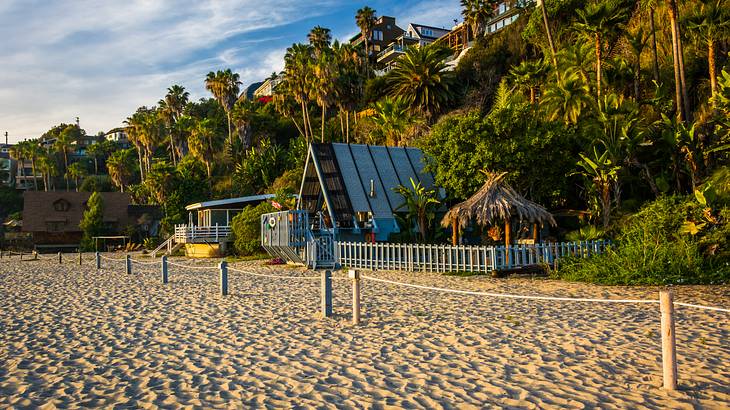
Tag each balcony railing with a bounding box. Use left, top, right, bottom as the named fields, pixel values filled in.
left=174, top=224, right=232, bottom=243
left=377, top=44, right=406, bottom=61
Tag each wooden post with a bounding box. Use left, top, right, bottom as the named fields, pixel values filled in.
left=78, top=250, right=82, bottom=266
left=660, top=290, right=678, bottom=390
left=505, top=219, right=511, bottom=265
left=321, top=270, right=332, bottom=318
left=58, top=252, right=62, bottom=264
left=95, top=252, right=101, bottom=269
left=532, top=224, right=539, bottom=242
left=125, top=254, right=132, bottom=275
left=161, top=256, right=168, bottom=284
left=350, top=269, right=361, bottom=325
left=219, top=261, right=228, bottom=296
left=451, top=219, right=458, bottom=246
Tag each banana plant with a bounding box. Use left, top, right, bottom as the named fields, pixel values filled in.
left=576, top=147, right=621, bottom=228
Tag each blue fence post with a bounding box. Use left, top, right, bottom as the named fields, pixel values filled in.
left=219, top=261, right=228, bottom=296
left=95, top=252, right=101, bottom=269
left=125, top=254, right=132, bottom=275
left=161, top=256, right=168, bottom=284
left=321, top=270, right=333, bottom=318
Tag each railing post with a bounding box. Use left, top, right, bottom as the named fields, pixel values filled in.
left=321, top=270, right=333, bottom=318
left=660, top=290, right=678, bottom=390
left=125, top=254, right=132, bottom=275
left=219, top=261, right=228, bottom=296
left=58, top=252, right=62, bottom=264
left=161, top=255, right=168, bottom=284
left=350, top=269, right=361, bottom=325
left=95, top=252, right=101, bottom=269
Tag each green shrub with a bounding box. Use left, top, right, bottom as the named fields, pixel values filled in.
left=231, top=202, right=276, bottom=256
left=555, top=196, right=729, bottom=285
left=79, top=175, right=113, bottom=192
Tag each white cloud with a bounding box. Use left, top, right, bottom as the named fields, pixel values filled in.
left=0, top=0, right=336, bottom=141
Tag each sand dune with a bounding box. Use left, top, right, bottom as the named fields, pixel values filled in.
left=1, top=255, right=728, bottom=408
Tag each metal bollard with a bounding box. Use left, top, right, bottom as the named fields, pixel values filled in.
left=161, top=256, right=168, bottom=284
left=95, top=252, right=101, bottom=269
left=350, top=270, right=361, bottom=325
left=321, top=270, right=333, bottom=318
left=125, top=255, right=132, bottom=274
left=219, top=261, right=228, bottom=296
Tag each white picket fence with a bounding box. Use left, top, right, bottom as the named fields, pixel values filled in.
left=335, top=240, right=611, bottom=273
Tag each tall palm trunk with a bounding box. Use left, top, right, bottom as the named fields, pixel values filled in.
left=321, top=107, right=326, bottom=143
left=667, top=1, right=685, bottom=122
left=539, top=0, right=559, bottom=73
left=595, top=33, right=603, bottom=105
left=649, top=7, right=660, bottom=82
left=708, top=39, right=717, bottom=98
left=137, top=150, right=145, bottom=182
left=226, top=112, right=234, bottom=146
left=300, top=101, right=309, bottom=142
left=676, top=21, right=691, bottom=122
left=30, top=158, right=38, bottom=190
left=63, top=152, right=69, bottom=192
left=634, top=53, right=641, bottom=100
left=346, top=111, right=350, bottom=143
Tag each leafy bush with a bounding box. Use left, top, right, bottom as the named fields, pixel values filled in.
left=79, top=175, right=113, bottom=192
left=555, top=196, right=729, bottom=285
left=79, top=192, right=105, bottom=251
left=231, top=202, right=275, bottom=256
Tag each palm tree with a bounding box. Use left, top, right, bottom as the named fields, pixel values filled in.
left=284, top=44, right=315, bottom=141
left=107, top=149, right=135, bottom=193
left=66, top=161, right=87, bottom=192
left=159, top=84, right=190, bottom=164
left=8, top=142, right=25, bottom=189
left=124, top=110, right=147, bottom=182
left=509, top=59, right=547, bottom=103
left=685, top=0, right=730, bottom=100
left=54, top=126, right=77, bottom=191
left=25, top=141, right=44, bottom=190
left=540, top=70, right=593, bottom=125
left=333, top=41, right=363, bottom=142
left=355, top=6, right=377, bottom=66
left=394, top=178, right=440, bottom=241
left=37, top=152, right=57, bottom=191
left=625, top=28, right=649, bottom=100
left=386, top=44, right=455, bottom=121
left=188, top=119, right=221, bottom=188
left=205, top=69, right=241, bottom=146
left=310, top=52, right=337, bottom=142
left=370, top=97, right=414, bottom=146
left=574, top=1, right=630, bottom=105
left=460, top=0, right=497, bottom=38
left=308, top=26, right=332, bottom=57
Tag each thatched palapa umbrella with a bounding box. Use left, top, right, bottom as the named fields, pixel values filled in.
left=441, top=172, right=556, bottom=248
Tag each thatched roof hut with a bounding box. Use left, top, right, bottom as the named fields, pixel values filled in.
left=442, top=172, right=556, bottom=245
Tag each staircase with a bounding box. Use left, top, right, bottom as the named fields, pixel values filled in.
left=151, top=235, right=183, bottom=258
left=307, top=232, right=336, bottom=269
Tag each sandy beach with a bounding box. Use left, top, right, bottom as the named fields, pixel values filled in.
left=1, top=254, right=729, bottom=409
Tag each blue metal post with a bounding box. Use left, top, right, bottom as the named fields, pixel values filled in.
left=219, top=261, right=228, bottom=296
left=321, top=270, right=332, bottom=318
left=161, top=256, right=168, bottom=284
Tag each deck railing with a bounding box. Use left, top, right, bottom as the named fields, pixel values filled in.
left=174, top=225, right=232, bottom=243
left=336, top=240, right=611, bottom=273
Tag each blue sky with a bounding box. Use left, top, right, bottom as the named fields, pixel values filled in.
left=0, top=0, right=461, bottom=143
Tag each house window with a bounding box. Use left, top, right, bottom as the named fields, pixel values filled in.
left=422, top=28, right=433, bottom=37
left=46, top=222, right=66, bottom=232
left=53, top=199, right=71, bottom=212
left=372, top=30, right=383, bottom=41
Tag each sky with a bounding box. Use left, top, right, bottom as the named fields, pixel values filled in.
left=0, top=0, right=461, bottom=143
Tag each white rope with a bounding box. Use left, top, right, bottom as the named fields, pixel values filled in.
left=674, top=302, right=730, bottom=313
left=99, top=254, right=127, bottom=261
left=167, top=261, right=218, bottom=271
left=130, top=258, right=159, bottom=266
left=227, top=266, right=320, bottom=280
left=362, top=275, right=657, bottom=304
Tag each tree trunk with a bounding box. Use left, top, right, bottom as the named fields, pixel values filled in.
left=650, top=8, right=660, bottom=83
left=529, top=87, right=536, bottom=104
left=539, top=0, right=559, bottom=75
left=94, top=157, right=99, bottom=175
left=321, top=106, right=326, bottom=143
left=300, top=101, right=309, bottom=142
left=75, top=177, right=79, bottom=192
left=595, top=33, right=603, bottom=106
left=667, top=2, right=685, bottom=122
left=346, top=111, right=350, bottom=143
left=226, top=111, right=234, bottom=147
left=452, top=219, right=458, bottom=246
left=137, top=150, right=145, bottom=182
left=505, top=219, right=511, bottom=265
left=169, top=137, right=176, bottom=166
left=635, top=55, right=641, bottom=100
left=708, top=40, right=717, bottom=99
left=64, top=153, right=69, bottom=192
left=601, top=184, right=611, bottom=228
left=339, top=110, right=345, bottom=139
left=676, top=18, right=691, bottom=122
left=31, top=159, right=38, bottom=191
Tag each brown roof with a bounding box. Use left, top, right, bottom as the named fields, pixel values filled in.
left=22, top=192, right=133, bottom=233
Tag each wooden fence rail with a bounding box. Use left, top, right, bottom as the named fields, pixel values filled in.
left=335, top=240, right=611, bottom=273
